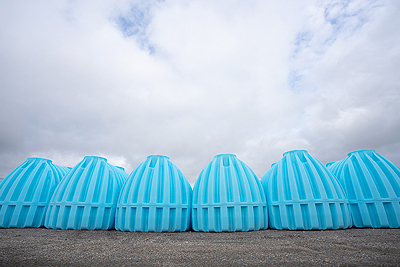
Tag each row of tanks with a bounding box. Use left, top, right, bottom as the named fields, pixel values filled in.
left=0, top=149, right=399, bottom=231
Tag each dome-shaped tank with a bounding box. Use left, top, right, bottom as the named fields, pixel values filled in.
left=326, top=161, right=337, bottom=168
left=45, top=156, right=125, bottom=230
left=192, top=154, right=267, bottom=232
left=115, top=166, right=127, bottom=174
left=261, top=163, right=277, bottom=187
left=326, top=157, right=348, bottom=175
left=115, top=155, right=192, bottom=232
left=0, top=157, right=69, bottom=228
left=330, top=149, right=400, bottom=228
left=261, top=150, right=351, bottom=230
left=111, top=165, right=128, bottom=184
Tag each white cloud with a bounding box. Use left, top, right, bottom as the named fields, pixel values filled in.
left=0, top=0, right=399, bottom=183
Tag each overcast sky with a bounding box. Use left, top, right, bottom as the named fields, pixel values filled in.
left=1, top=0, right=399, bottom=184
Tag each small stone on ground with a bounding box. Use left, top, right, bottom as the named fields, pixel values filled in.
left=1, top=228, right=399, bottom=266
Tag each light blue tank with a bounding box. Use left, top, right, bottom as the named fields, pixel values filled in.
left=327, top=157, right=348, bottom=175
left=261, top=150, right=351, bottom=230
left=111, top=165, right=129, bottom=185
left=192, top=154, right=267, bottom=232
left=326, top=161, right=337, bottom=168
left=115, top=155, right=192, bottom=232
left=45, top=156, right=126, bottom=230
left=330, top=149, right=400, bottom=228
left=0, top=157, right=69, bottom=228
left=115, top=166, right=127, bottom=174
left=55, top=165, right=72, bottom=174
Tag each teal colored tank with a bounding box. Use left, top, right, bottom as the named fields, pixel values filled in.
left=45, top=156, right=127, bottom=230
left=192, top=154, right=267, bottom=232
left=330, top=149, right=400, bottom=228
left=115, top=155, right=192, bottom=232
left=0, top=158, right=69, bottom=228
left=115, top=166, right=127, bottom=175
left=112, top=165, right=129, bottom=185
left=261, top=150, right=351, bottom=230
left=326, top=157, right=348, bottom=175
left=326, top=161, right=337, bottom=168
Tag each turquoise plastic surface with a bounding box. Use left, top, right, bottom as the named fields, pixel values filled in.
left=326, top=161, right=337, bottom=168
left=45, top=156, right=127, bottom=230
left=0, top=158, right=69, bottom=228
left=326, top=157, right=348, bottom=175
left=115, top=155, right=192, bottom=232
left=330, top=149, right=400, bottom=228
left=112, top=165, right=129, bottom=186
left=261, top=150, right=351, bottom=230
left=115, top=166, right=127, bottom=174
left=192, top=154, right=267, bottom=232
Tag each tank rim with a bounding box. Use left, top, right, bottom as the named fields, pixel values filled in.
left=147, top=155, right=170, bottom=159
left=83, top=156, right=108, bottom=161
left=283, top=150, right=308, bottom=156
left=214, top=153, right=237, bottom=158
left=347, top=149, right=375, bottom=157
left=27, top=157, right=52, bottom=163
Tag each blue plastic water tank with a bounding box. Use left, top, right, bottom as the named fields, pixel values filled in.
left=261, top=150, right=351, bottom=230
left=192, top=154, right=267, bottom=232
left=111, top=165, right=129, bottom=185
left=115, top=166, right=127, bottom=174
left=0, top=157, right=69, bottom=228
left=115, top=155, right=192, bottom=232
left=326, top=157, right=348, bottom=175
left=45, top=156, right=126, bottom=230
left=326, top=161, right=337, bottom=168
left=330, top=149, right=400, bottom=228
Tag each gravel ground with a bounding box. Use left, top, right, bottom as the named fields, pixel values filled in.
left=1, top=228, right=400, bottom=266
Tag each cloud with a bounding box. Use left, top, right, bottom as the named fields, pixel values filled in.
left=291, top=0, right=400, bottom=164
left=0, top=0, right=399, bottom=184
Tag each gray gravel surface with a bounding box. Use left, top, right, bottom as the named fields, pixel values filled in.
left=1, top=228, right=400, bottom=266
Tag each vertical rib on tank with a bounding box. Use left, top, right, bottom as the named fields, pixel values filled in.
left=330, top=149, right=400, bottom=228
left=327, top=157, right=348, bottom=175
left=326, top=161, right=337, bottom=168
left=45, top=156, right=126, bottom=230
left=0, top=157, right=68, bottom=228
left=261, top=150, right=351, bottom=230
left=115, top=166, right=127, bottom=175
left=115, top=155, right=192, bottom=232
left=192, top=154, right=267, bottom=232
left=111, top=165, right=129, bottom=185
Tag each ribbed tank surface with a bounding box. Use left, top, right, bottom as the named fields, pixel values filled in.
left=54, top=165, right=72, bottom=175
left=115, top=155, right=192, bottom=232
left=326, top=157, right=348, bottom=175
left=115, top=166, right=127, bottom=175
left=0, top=157, right=69, bottom=228
left=330, top=149, right=400, bottom=228
left=326, top=161, right=337, bottom=168
left=45, top=156, right=126, bottom=230
left=261, top=150, right=351, bottom=230
left=192, top=154, right=267, bottom=232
